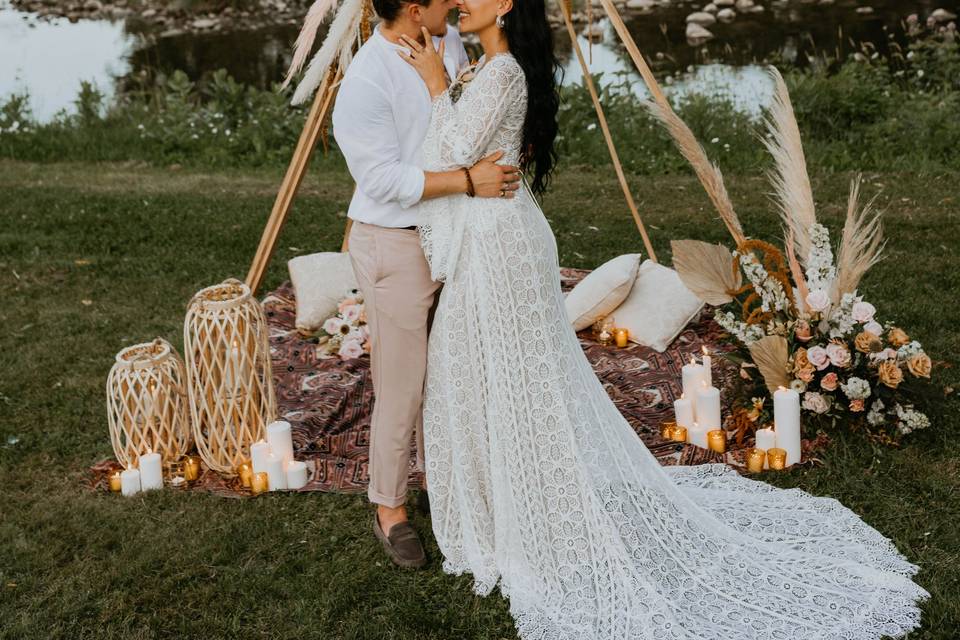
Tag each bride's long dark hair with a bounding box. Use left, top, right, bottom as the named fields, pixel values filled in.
left=501, top=0, right=560, bottom=197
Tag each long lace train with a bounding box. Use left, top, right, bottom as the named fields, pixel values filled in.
left=416, top=52, right=930, bottom=639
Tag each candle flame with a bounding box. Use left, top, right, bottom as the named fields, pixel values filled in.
left=689, top=354, right=697, bottom=365
left=702, top=346, right=709, bottom=355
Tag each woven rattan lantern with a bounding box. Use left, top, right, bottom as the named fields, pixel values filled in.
left=106, top=338, right=191, bottom=469
left=183, top=278, right=277, bottom=474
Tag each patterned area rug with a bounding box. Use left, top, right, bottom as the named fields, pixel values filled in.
left=90, top=268, right=829, bottom=497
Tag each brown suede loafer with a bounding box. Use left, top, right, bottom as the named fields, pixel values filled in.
left=373, top=513, right=427, bottom=568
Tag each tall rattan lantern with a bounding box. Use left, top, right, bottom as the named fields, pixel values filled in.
left=183, top=278, right=277, bottom=474
left=106, top=338, right=191, bottom=469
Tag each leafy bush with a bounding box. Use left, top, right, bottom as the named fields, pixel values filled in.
left=1, top=27, right=957, bottom=174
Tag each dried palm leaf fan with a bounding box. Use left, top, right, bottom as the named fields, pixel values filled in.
left=106, top=338, right=191, bottom=469
left=183, top=279, right=277, bottom=474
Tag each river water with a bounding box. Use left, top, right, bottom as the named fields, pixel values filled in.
left=1, top=0, right=957, bottom=121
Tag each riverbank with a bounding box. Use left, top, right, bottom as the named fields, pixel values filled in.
left=2, top=26, right=958, bottom=176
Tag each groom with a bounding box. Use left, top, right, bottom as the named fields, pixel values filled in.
left=332, top=0, right=521, bottom=567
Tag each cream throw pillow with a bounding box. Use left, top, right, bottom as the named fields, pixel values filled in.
left=288, top=252, right=359, bottom=332
left=564, top=254, right=642, bottom=331
left=611, top=259, right=704, bottom=352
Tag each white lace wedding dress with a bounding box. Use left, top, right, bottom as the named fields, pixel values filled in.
left=416, top=53, right=930, bottom=640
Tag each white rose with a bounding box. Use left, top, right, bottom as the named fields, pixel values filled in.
left=338, top=338, right=364, bottom=360
left=851, top=301, right=876, bottom=323
left=323, top=317, right=342, bottom=335
left=864, top=320, right=883, bottom=336
left=806, top=289, right=831, bottom=313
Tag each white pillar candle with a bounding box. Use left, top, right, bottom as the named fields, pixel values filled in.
left=120, top=468, right=141, bottom=496
left=701, top=347, right=713, bottom=388
left=674, top=394, right=695, bottom=428
left=250, top=440, right=271, bottom=475
left=265, top=453, right=286, bottom=491
left=687, top=422, right=709, bottom=448
left=755, top=427, right=776, bottom=470
left=286, top=460, right=308, bottom=490
left=681, top=357, right=706, bottom=420
left=774, top=386, right=802, bottom=466
left=266, top=420, right=294, bottom=465
left=138, top=452, right=163, bottom=491
left=694, top=382, right=722, bottom=430
left=223, top=340, right=245, bottom=391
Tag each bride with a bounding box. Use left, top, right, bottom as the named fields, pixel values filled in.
left=397, top=0, right=930, bottom=637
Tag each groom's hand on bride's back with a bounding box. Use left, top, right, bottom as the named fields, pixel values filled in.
left=470, top=150, right=522, bottom=199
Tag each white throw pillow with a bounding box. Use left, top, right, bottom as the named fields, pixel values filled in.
left=288, top=252, right=359, bottom=332
left=564, top=254, right=642, bottom=331
left=611, top=259, right=705, bottom=352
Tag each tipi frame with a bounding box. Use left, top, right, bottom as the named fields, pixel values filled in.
left=245, top=0, right=683, bottom=294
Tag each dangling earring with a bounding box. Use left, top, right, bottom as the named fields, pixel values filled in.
left=495, top=13, right=504, bottom=29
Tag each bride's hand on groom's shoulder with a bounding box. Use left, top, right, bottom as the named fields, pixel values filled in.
left=397, top=27, right=448, bottom=99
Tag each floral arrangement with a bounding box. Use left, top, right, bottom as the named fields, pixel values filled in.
left=705, top=220, right=933, bottom=444
left=317, top=289, right=370, bottom=359
left=661, top=66, right=935, bottom=445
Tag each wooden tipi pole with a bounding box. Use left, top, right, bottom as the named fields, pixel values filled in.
left=245, top=67, right=342, bottom=294
left=559, top=0, right=658, bottom=262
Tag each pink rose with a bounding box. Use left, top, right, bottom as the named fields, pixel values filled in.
left=797, top=367, right=815, bottom=383
left=820, top=372, right=839, bottom=391
left=851, top=301, right=876, bottom=323
left=826, top=342, right=851, bottom=368
left=806, top=289, right=831, bottom=313
left=806, top=345, right=830, bottom=370
left=795, top=319, right=813, bottom=342
left=849, top=399, right=865, bottom=412
left=341, top=304, right=362, bottom=323
left=338, top=338, right=364, bottom=359
left=802, top=391, right=831, bottom=414
left=337, top=297, right=358, bottom=313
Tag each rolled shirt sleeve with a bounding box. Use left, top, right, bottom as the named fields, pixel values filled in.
left=332, top=76, right=425, bottom=209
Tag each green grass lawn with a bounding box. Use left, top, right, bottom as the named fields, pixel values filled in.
left=1, top=159, right=958, bottom=639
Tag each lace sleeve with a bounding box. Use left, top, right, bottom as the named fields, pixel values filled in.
left=420, top=55, right=526, bottom=172
left=417, top=55, right=526, bottom=284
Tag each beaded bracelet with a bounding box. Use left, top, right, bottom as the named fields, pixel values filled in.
left=463, top=167, right=476, bottom=197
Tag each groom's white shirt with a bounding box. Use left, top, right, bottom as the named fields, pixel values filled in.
left=332, top=24, right=469, bottom=228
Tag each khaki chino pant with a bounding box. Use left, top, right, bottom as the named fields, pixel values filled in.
left=347, top=220, right=442, bottom=508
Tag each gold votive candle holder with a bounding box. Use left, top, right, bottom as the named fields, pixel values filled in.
left=184, top=455, right=201, bottom=482
left=109, top=471, right=123, bottom=493
left=614, top=328, right=629, bottom=348
left=237, top=462, right=254, bottom=488
left=671, top=426, right=688, bottom=442
left=707, top=429, right=726, bottom=453
left=660, top=421, right=677, bottom=440
left=746, top=448, right=766, bottom=473
left=251, top=471, right=269, bottom=495
left=767, top=448, right=787, bottom=470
